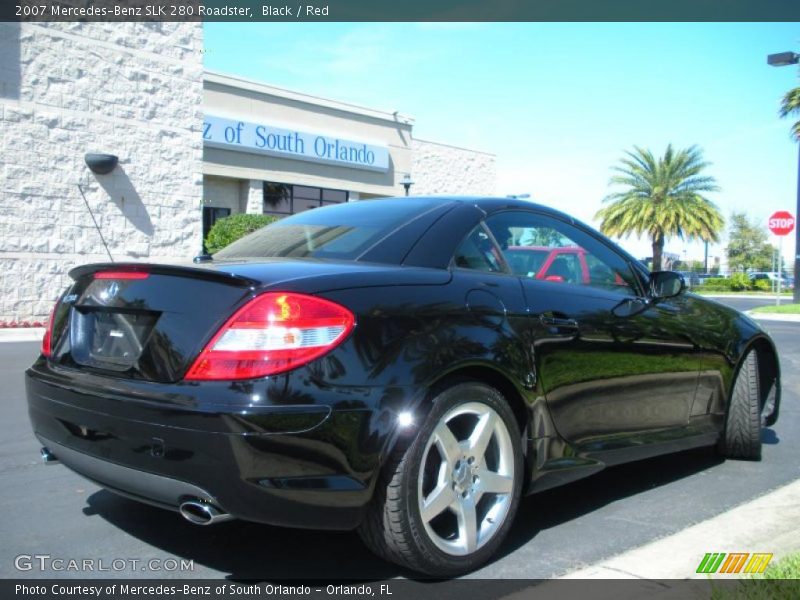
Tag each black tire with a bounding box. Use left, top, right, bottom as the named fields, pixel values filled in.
left=358, top=382, right=523, bottom=576
left=719, top=349, right=762, bottom=461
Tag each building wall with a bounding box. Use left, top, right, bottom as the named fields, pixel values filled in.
left=412, top=139, right=496, bottom=196
left=203, top=175, right=246, bottom=214
left=0, top=23, right=203, bottom=322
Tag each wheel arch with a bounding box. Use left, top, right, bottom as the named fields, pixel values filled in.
left=372, top=363, right=536, bottom=509
left=727, top=333, right=780, bottom=426
left=424, top=364, right=531, bottom=438
left=746, top=334, right=781, bottom=426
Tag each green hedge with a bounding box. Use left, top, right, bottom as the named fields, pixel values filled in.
left=701, top=277, right=731, bottom=291
left=204, top=213, right=277, bottom=254
left=753, top=279, right=772, bottom=292
left=729, top=272, right=751, bottom=291
left=698, top=275, right=780, bottom=293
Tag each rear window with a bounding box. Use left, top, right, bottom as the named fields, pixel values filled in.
left=214, top=199, right=434, bottom=260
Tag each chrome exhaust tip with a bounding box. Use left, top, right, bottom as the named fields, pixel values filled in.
left=178, top=500, right=232, bottom=526
left=40, top=447, right=59, bottom=465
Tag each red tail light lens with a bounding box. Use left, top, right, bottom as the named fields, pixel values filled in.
left=185, top=292, right=355, bottom=381
left=41, top=303, right=57, bottom=357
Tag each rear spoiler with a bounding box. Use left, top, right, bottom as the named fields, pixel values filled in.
left=68, top=262, right=259, bottom=288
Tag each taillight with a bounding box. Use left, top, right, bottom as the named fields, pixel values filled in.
left=184, top=292, right=355, bottom=381
left=41, top=302, right=57, bottom=357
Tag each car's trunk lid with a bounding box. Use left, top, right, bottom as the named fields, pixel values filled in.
left=49, top=260, right=449, bottom=383
left=49, top=264, right=257, bottom=383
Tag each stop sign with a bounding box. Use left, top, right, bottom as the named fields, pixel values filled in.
left=768, top=211, right=795, bottom=236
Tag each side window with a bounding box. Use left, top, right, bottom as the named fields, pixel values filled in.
left=453, top=225, right=505, bottom=273
left=485, top=211, right=640, bottom=296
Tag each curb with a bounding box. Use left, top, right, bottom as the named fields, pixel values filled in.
left=0, top=328, right=45, bottom=343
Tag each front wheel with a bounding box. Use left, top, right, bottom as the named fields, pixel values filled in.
left=358, top=382, right=523, bottom=576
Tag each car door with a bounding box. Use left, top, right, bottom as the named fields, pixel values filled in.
left=484, top=211, right=703, bottom=459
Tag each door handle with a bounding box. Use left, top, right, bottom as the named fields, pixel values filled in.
left=539, top=314, right=579, bottom=330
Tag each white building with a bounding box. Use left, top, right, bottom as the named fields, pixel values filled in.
left=0, top=23, right=495, bottom=322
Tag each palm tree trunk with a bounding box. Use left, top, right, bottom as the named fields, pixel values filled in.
left=651, top=234, right=664, bottom=271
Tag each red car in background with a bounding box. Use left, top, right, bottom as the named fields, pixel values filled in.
left=504, top=245, right=629, bottom=289
left=505, top=245, right=590, bottom=283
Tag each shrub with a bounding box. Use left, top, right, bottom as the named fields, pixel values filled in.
left=729, top=272, right=751, bottom=291
left=701, top=277, right=731, bottom=291
left=752, top=278, right=772, bottom=292
left=205, top=213, right=277, bottom=254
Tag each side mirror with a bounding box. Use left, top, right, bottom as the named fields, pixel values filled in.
left=649, top=271, right=685, bottom=299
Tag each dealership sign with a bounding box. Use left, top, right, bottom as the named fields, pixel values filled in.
left=203, top=115, right=389, bottom=172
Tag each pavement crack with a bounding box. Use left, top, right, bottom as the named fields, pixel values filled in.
left=604, top=515, right=659, bottom=528
left=602, top=566, right=670, bottom=585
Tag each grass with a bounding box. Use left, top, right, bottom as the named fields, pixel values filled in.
left=758, top=553, right=800, bottom=579
left=710, top=553, right=800, bottom=599
left=750, top=303, right=800, bottom=314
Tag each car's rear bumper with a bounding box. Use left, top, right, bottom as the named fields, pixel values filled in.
left=26, top=362, right=396, bottom=530
left=36, top=437, right=223, bottom=511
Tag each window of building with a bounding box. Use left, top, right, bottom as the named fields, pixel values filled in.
left=262, top=182, right=348, bottom=216
left=263, top=183, right=292, bottom=215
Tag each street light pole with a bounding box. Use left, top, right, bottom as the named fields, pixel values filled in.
left=400, top=174, right=414, bottom=197
left=767, top=51, right=800, bottom=303
left=794, top=143, right=800, bottom=303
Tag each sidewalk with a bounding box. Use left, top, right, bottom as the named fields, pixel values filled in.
left=0, top=328, right=45, bottom=342
left=558, top=478, right=800, bottom=580
left=699, top=293, right=794, bottom=300
left=747, top=312, right=800, bottom=323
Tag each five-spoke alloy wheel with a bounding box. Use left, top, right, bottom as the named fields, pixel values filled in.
left=359, top=382, right=523, bottom=576
left=418, top=401, right=516, bottom=556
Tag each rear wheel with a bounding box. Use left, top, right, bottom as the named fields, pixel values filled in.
left=359, top=382, right=523, bottom=576
left=719, top=350, right=762, bottom=461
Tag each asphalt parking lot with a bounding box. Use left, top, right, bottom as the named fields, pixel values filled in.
left=1, top=298, right=798, bottom=580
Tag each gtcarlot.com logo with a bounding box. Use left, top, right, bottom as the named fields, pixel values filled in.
left=696, top=552, right=773, bottom=574
left=14, top=554, right=194, bottom=573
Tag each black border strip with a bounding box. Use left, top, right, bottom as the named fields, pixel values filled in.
left=4, top=0, right=800, bottom=23
left=5, top=578, right=800, bottom=600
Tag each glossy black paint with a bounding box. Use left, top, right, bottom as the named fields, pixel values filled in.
left=26, top=197, right=781, bottom=530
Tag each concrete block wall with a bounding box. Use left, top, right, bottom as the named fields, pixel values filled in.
left=411, top=138, right=496, bottom=197
left=0, top=22, right=203, bottom=322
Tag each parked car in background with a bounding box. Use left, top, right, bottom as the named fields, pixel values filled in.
left=27, top=197, right=781, bottom=576
left=504, top=245, right=629, bottom=288
left=750, top=272, right=794, bottom=290
left=694, top=273, right=716, bottom=285
left=504, top=245, right=589, bottom=283
left=675, top=271, right=701, bottom=287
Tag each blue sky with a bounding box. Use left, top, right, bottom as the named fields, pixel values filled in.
left=204, top=22, right=799, bottom=264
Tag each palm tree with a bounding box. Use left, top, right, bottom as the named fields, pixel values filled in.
left=596, top=145, right=724, bottom=271
left=779, top=86, right=800, bottom=141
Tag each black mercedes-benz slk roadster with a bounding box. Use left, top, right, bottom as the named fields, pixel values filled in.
left=27, top=196, right=781, bottom=575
